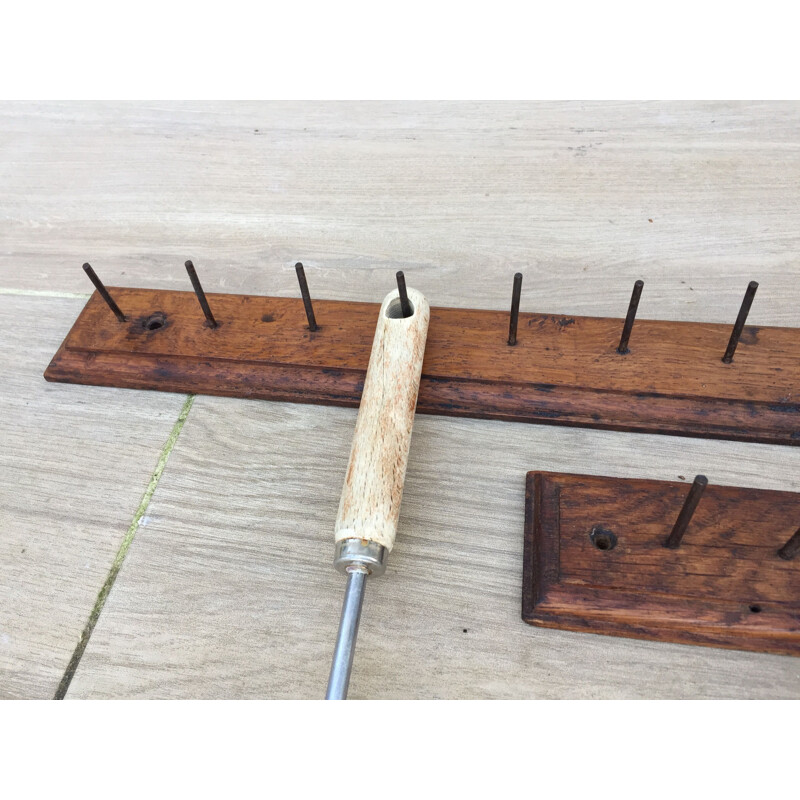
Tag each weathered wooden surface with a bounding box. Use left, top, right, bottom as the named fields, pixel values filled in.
left=3, top=102, right=800, bottom=322
left=3, top=101, right=800, bottom=697
left=0, top=294, right=186, bottom=698
left=45, top=285, right=800, bottom=445
left=523, top=472, right=800, bottom=655
left=67, top=399, right=800, bottom=698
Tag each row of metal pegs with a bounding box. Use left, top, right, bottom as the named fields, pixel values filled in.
left=83, top=261, right=759, bottom=363
left=592, top=473, right=799, bottom=562
left=81, top=260, right=415, bottom=334
left=508, top=273, right=759, bottom=363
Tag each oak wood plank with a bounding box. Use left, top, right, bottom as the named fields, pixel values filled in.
left=44, top=287, right=800, bottom=444
left=522, top=473, right=800, bottom=655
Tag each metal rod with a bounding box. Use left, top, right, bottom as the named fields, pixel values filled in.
left=295, top=262, right=318, bottom=331
left=617, top=279, right=644, bottom=354
left=722, top=281, right=758, bottom=363
left=508, top=272, right=523, bottom=346
left=326, top=567, right=369, bottom=700
left=396, top=271, right=413, bottom=318
left=778, top=527, right=800, bottom=561
left=184, top=260, right=217, bottom=328
left=82, top=263, right=126, bottom=322
left=664, top=475, right=708, bottom=549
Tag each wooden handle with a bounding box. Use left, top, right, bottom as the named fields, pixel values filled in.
left=334, top=286, right=430, bottom=552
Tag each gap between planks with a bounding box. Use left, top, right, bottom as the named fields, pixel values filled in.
left=53, top=393, right=196, bottom=699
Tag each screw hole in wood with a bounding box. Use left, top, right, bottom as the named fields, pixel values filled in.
left=590, top=526, right=617, bottom=551
left=143, top=312, right=167, bottom=331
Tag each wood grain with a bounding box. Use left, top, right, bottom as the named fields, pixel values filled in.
left=2, top=102, right=800, bottom=325
left=335, top=287, right=429, bottom=551
left=0, top=295, right=186, bottom=698
left=523, top=472, right=800, bottom=655
left=65, top=397, right=800, bottom=699
left=45, top=285, right=800, bottom=445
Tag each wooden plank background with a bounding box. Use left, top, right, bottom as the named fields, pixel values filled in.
left=2, top=101, right=799, bottom=698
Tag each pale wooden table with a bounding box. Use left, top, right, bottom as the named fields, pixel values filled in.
left=2, top=102, right=799, bottom=699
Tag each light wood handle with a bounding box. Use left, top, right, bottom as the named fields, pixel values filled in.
left=334, top=286, right=430, bottom=552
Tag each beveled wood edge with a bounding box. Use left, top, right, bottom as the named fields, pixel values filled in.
left=528, top=614, right=800, bottom=657
left=521, top=471, right=800, bottom=657
left=44, top=347, right=800, bottom=445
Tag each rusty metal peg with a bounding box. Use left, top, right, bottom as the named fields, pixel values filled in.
left=778, top=527, right=800, bottom=561
left=82, top=263, right=126, bottom=323
left=184, top=260, right=218, bottom=328
left=507, top=272, right=523, bottom=346
left=722, top=281, right=758, bottom=363
left=295, top=262, right=318, bottom=331
left=664, top=475, right=708, bottom=549
left=617, top=280, right=644, bottom=354
left=395, top=271, right=413, bottom=318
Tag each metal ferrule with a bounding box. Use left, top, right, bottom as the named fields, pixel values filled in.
left=333, top=538, right=388, bottom=577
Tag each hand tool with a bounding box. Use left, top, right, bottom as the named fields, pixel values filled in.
left=325, top=275, right=430, bottom=699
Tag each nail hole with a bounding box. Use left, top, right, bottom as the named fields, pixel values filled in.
left=143, top=312, right=167, bottom=331
left=462, top=629, right=468, bottom=634
left=385, top=298, right=414, bottom=319
left=749, top=604, right=762, bottom=613
left=590, top=526, right=617, bottom=551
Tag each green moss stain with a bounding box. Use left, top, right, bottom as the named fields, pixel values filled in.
left=54, top=393, right=196, bottom=699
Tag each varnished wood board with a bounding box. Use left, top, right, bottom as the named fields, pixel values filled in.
left=45, top=287, right=800, bottom=445
left=523, top=472, right=800, bottom=655
left=0, top=295, right=187, bottom=699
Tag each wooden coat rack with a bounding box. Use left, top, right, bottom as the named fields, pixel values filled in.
left=523, top=471, right=800, bottom=656
left=45, top=262, right=800, bottom=446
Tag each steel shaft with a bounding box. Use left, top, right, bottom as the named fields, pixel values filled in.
left=325, top=567, right=369, bottom=700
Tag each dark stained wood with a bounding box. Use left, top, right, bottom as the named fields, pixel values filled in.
left=45, top=287, right=800, bottom=445
left=522, top=472, right=800, bottom=656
